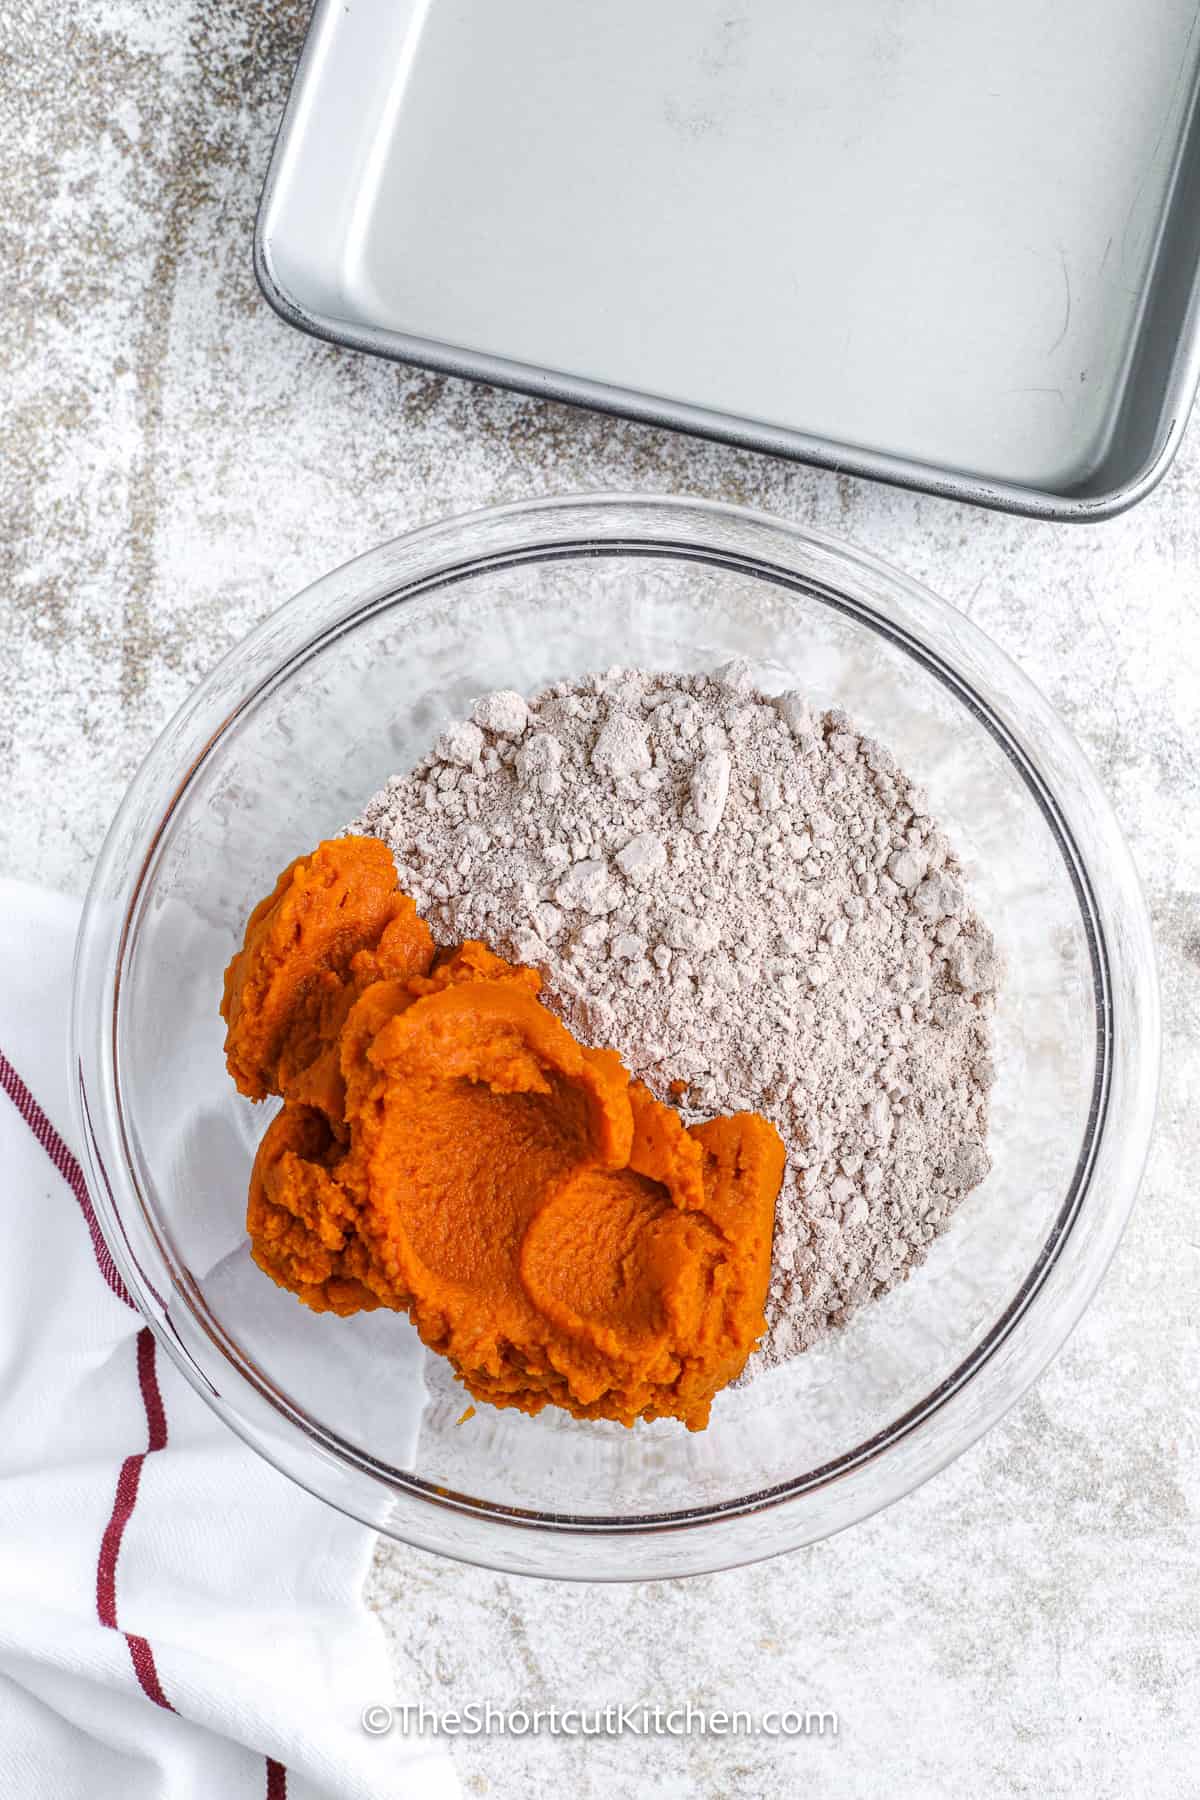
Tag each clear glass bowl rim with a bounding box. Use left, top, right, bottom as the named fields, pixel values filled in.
left=70, top=493, right=1160, bottom=1580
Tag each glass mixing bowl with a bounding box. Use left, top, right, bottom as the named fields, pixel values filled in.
left=72, top=495, right=1158, bottom=1580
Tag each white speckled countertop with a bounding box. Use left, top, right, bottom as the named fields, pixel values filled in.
left=4, top=4, right=1197, bottom=1795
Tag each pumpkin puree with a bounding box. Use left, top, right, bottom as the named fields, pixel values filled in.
left=221, top=837, right=785, bottom=1430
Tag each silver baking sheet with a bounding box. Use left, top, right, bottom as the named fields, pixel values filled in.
left=256, top=0, right=1200, bottom=520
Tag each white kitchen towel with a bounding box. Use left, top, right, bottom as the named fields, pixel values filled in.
left=0, top=879, right=458, bottom=1800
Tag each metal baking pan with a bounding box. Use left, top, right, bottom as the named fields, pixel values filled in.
left=256, top=0, right=1200, bottom=521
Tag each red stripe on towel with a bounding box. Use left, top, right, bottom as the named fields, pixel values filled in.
left=96, top=1449, right=145, bottom=1628
left=94, top=1327, right=175, bottom=1711
left=125, top=1631, right=175, bottom=1713
left=0, top=1047, right=133, bottom=1308
left=1, top=1050, right=174, bottom=1711
left=5, top=1041, right=289, bottom=1794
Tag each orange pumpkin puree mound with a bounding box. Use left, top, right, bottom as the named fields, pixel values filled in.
left=221, top=834, right=435, bottom=1102
left=223, top=836, right=785, bottom=1431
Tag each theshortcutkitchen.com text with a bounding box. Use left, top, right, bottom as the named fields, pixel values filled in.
left=361, top=1701, right=838, bottom=1739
